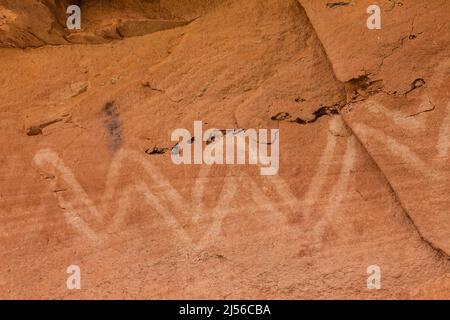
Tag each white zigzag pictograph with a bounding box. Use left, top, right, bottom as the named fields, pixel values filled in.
left=32, top=118, right=357, bottom=250
left=353, top=59, right=450, bottom=173
left=347, top=58, right=450, bottom=253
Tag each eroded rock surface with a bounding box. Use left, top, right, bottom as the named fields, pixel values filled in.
left=0, top=0, right=221, bottom=47
left=1, top=0, right=450, bottom=299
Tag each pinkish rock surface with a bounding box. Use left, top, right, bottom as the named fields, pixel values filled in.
left=0, top=0, right=450, bottom=299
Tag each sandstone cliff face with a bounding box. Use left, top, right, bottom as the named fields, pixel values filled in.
left=0, top=0, right=71, bottom=47
left=0, top=0, right=222, bottom=47
left=1, top=0, right=450, bottom=299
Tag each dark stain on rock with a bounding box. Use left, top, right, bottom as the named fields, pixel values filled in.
left=26, top=118, right=63, bottom=136
left=103, top=101, right=122, bottom=151
left=326, top=2, right=352, bottom=9
left=411, top=78, right=426, bottom=90
left=145, top=147, right=168, bottom=155
left=271, top=112, right=290, bottom=121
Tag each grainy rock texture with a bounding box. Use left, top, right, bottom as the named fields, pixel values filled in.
left=1, top=0, right=450, bottom=299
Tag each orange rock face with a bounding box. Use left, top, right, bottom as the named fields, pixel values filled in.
left=0, top=0, right=450, bottom=299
